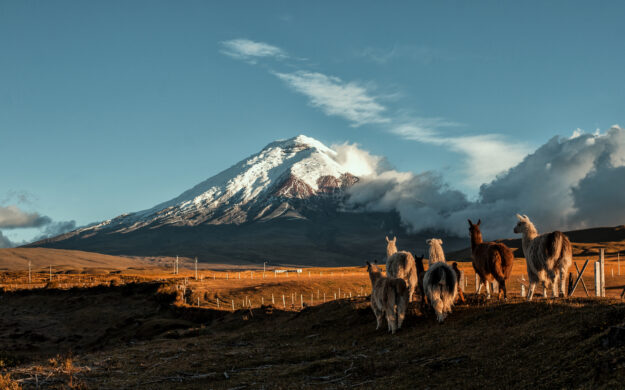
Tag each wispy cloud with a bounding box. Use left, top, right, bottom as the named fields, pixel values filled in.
left=274, top=71, right=389, bottom=127
left=356, top=44, right=440, bottom=65
left=220, top=38, right=529, bottom=186
left=220, top=39, right=288, bottom=62
left=391, top=122, right=530, bottom=186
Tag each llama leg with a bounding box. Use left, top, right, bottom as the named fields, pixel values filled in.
left=372, top=306, right=383, bottom=330
left=386, top=310, right=397, bottom=334
left=498, top=280, right=507, bottom=300
left=552, top=273, right=560, bottom=298
left=527, top=282, right=537, bottom=301
left=559, top=270, right=568, bottom=297
left=476, top=281, right=483, bottom=294
left=542, top=281, right=548, bottom=298
left=485, top=280, right=491, bottom=299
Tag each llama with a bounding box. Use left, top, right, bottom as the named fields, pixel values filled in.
left=422, top=261, right=458, bottom=322
left=513, top=214, right=573, bottom=300
left=414, top=254, right=427, bottom=309
left=451, top=262, right=466, bottom=303
left=426, top=238, right=445, bottom=266
left=385, top=236, right=418, bottom=302
left=468, top=219, right=514, bottom=300
left=366, top=261, right=409, bottom=334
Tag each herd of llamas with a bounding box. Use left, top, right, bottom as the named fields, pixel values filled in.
left=366, top=214, right=573, bottom=333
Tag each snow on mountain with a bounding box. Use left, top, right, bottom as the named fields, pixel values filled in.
left=79, top=135, right=359, bottom=233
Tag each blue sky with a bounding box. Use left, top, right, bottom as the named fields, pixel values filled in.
left=1, top=1, right=624, bottom=244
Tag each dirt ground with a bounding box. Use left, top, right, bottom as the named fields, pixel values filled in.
left=2, top=273, right=625, bottom=389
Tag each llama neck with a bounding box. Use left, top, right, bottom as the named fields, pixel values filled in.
left=470, top=231, right=483, bottom=251
left=386, top=245, right=397, bottom=258
left=368, top=270, right=381, bottom=285
left=521, top=224, right=539, bottom=248
left=415, top=258, right=425, bottom=275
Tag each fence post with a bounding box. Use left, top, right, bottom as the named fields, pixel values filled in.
left=619, top=253, right=621, bottom=276
left=282, top=294, right=286, bottom=308
left=323, top=292, right=326, bottom=302
left=311, top=293, right=314, bottom=306
left=521, top=284, right=526, bottom=297
left=595, top=261, right=601, bottom=297
left=217, top=298, right=220, bottom=308
left=300, top=294, right=303, bottom=309
left=231, top=300, right=234, bottom=311
left=272, top=293, right=275, bottom=305
left=475, top=274, right=479, bottom=292
left=600, top=248, right=606, bottom=297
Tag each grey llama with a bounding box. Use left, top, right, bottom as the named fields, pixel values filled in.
left=366, top=261, right=409, bottom=334
left=385, top=236, right=419, bottom=302
left=422, top=261, right=458, bottom=322
left=513, top=214, right=573, bottom=300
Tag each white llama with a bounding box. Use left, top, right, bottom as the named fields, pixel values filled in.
left=513, top=214, right=573, bottom=300
left=426, top=238, right=446, bottom=266
left=385, top=236, right=418, bottom=302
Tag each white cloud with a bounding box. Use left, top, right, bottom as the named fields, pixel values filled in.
left=220, top=39, right=288, bottom=62
left=344, top=126, right=625, bottom=239
left=274, top=71, right=390, bottom=127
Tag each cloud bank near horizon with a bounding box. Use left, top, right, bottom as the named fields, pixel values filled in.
left=339, top=125, right=625, bottom=239
left=0, top=204, right=76, bottom=248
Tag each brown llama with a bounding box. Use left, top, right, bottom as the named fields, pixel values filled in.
left=366, top=261, right=409, bottom=334
left=452, top=262, right=466, bottom=303
left=385, top=236, right=418, bottom=302
left=468, top=219, right=514, bottom=299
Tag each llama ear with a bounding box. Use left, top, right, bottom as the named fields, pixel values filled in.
left=439, top=239, right=443, bottom=245
left=516, top=213, right=524, bottom=221
left=385, top=236, right=389, bottom=243
left=468, top=219, right=473, bottom=226
left=392, top=236, right=396, bottom=243
left=477, top=219, right=481, bottom=226
left=523, top=214, right=529, bottom=220
left=366, top=261, right=371, bottom=267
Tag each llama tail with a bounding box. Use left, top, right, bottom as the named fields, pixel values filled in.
left=425, top=263, right=457, bottom=322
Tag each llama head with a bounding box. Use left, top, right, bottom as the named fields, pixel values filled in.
left=513, top=214, right=532, bottom=234
left=385, top=236, right=397, bottom=257
left=426, top=238, right=443, bottom=247
left=452, top=262, right=461, bottom=277
left=366, top=261, right=382, bottom=281
left=414, top=254, right=425, bottom=273
left=468, top=219, right=483, bottom=240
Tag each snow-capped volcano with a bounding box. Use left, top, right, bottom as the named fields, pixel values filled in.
left=28, top=134, right=464, bottom=265
left=78, top=135, right=360, bottom=233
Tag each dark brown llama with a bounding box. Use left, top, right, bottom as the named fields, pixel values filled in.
left=452, top=262, right=466, bottom=303
left=468, top=219, right=514, bottom=299
left=414, top=254, right=427, bottom=309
